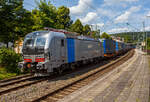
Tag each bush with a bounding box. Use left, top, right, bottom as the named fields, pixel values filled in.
left=0, top=47, right=22, bottom=74
left=0, top=68, right=17, bottom=80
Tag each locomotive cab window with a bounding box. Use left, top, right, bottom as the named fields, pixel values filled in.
left=36, top=37, right=46, bottom=47
left=61, top=39, right=64, bottom=46
left=24, top=38, right=34, bottom=47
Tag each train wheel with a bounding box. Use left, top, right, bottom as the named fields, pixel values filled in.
left=71, top=64, right=75, bottom=70
left=57, top=68, right=63, bottom=74
left=94, top=59, right=97, bottom=64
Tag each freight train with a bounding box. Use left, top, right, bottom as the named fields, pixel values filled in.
left=18, top=28, right=133, bottom=76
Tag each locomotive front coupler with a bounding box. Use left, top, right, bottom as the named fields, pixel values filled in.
left=34, top=62, right=48, bottom=72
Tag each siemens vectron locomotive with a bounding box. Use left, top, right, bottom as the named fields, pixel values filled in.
left=19, top=28, right=132, bottom=76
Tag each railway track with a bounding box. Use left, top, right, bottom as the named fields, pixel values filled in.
left=0, top=56, right=119, bottom=96
left=0, top=74, right=32, bottom=83
left=0, top=50, right=133, bottom=102
left=0, top=74, right=33, bottom=88
left=0, top=75, right=48, bottom=96
left=30, top=50, right=134, bottom=102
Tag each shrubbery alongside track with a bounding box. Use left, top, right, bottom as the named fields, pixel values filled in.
left=0, top=47, right=22, bottom=80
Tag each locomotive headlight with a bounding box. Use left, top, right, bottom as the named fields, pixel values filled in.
left=27, top=63, right=31, bottom=68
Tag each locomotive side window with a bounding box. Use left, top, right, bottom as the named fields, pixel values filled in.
left=61, top=39, right=64, bottom=46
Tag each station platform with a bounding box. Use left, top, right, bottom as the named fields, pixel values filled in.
left=58, top=49, right=150, bottom=102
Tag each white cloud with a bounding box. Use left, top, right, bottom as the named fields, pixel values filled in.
left=147, top=11, right=150, bottom=17
left=91, top=23, right=104, bottom=27
left=108, top=27, right=129, bottom=33
left=129, top=6, right=141, bottom=12
left=97, top=23, right=104, bottom=27
left=98, top=8, right=117, bottom=18
left=69, top=0, right=92, bottom=15
left=139, top=26, right=150, bottom=32
left=145, top=26, right=150, bottom=31
left=103, top=0, right=138, bottom=6
left=115, top=11, right=131, bottom=23
left=80, top=12, right=98, bottom=24
left=114, top=6, right=141, bottom=23
left=89, top=23, right=104, bottom=30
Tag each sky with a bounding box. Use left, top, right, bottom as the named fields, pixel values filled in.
left=23, top=0, right=150, bottom=34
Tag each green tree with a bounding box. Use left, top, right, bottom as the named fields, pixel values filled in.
left=0, top=0, right=17, bottom=47
left=32, top=9, right=43, bottom=30
left=83, top=24, right=91, bottom=35
left=14, top=7, right=33, bottom=42
left=0, top=0, right=33, bottom=47
left=33, top=1, right=73, bottom=30
left=70, top=19, right=83, bottom=34
left=124, top=35, right=130, bottom=42
left=32, top=0, right=57, bottom=30
left=56, top=6, right=72, bottom=29
left=91, top=30, right=100, bottom=38
left=147, top=38, right=150, bottom=50
left=101, top=32, right=111, bottom=39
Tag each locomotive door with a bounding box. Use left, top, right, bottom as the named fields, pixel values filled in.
left=54, top=37, right=65, bottom=66
left=54, top=37, right=61, bottom=65
left=60, top=39, right=65, bottom=63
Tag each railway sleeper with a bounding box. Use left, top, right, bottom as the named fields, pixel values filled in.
left=75, top=82, right=87, bottom=86
left=52, top=94, right=64, bottom=99
left=54, top=93, right=65, bottom=97
left=71, top=84, right=82, bottom=88
left=67, top=86, right=79, bottom=90
left=63, top=88, right=75, bottom=92
left=78, top=81, right=89, bottom=84
left=47, top=96, right=59, bottom=101
left=59, top=91, right=71, bottom=95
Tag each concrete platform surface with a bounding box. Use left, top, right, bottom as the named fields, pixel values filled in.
left=58, top=50, right=150, bottom=102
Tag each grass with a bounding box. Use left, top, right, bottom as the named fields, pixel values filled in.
left=0, top=67, right=17, bottom=80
